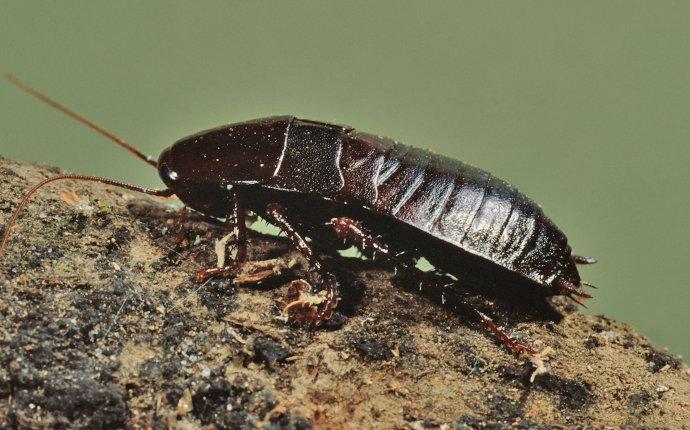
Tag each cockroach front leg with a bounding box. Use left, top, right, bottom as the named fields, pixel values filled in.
left=174, top=205, right=188, bottom=244
left=264, top=203, right=339, bottom=326
left=195, top=193, right=249, bottom=283
left=329, top=216, right=537, bottom=355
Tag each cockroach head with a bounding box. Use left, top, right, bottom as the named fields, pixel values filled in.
left=156, top=116, right=291, bottom=214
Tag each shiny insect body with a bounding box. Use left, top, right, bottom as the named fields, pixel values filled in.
left=1, top=76, right=596, bottom=355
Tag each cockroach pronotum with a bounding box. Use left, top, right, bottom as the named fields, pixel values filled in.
left=0, top=74, right=596, bottom=355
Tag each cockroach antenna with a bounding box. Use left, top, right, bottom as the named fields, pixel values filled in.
left=0, top=175, right=173, bottom=258
left=0, top=74, right=173, bottom=257
left=4, top=73, right=158, bottom=168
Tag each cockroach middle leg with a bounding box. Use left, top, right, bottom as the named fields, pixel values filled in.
left=329, top=216, right=538, bottom=355
left=329, top=217, right=416, bottom=266
left=195, top=193, right=249, bottom=283
left=264, top=202, right=339, bottom=326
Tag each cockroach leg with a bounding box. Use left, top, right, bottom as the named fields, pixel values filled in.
left=572, top=254, right=597, bottom=265
left=232, top=258, right=297, bottom=287
left=418, top=276, right=538, bottom=354
left=174, top=205, right=188, bottom=244
left=265, top=203, right=339, bottom=326
left=195, top=263, right=240, bottom=283
left=195, top=192, right=249, bottom=283
left=475, top=310, right=538, bottom=355
left=329, top=217, right=417, bottom=267
left=330, top=217, right=391, bottom=259
left=329, top=216, right=538, bottom=355
left=279, top=279, right=320, bottom=324
left=232, top=191, right=248, bottom=264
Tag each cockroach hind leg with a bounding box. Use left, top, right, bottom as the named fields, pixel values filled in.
left=476, top=310, right=538, bottom=356
left=572, top=254, right=597, bottom=265
left=326, top=215, right=539, bottom=355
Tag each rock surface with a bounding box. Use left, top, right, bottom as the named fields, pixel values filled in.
left=0, top=157, right=688, bottom=429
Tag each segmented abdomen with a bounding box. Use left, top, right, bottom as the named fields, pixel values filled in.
left=362, top=140, right=576, bottom=287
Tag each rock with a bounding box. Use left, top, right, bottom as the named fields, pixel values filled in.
left=0, top=157, right=689, bottom=428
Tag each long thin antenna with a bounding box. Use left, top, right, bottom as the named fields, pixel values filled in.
left=4, top=73, right=158, bottom=168
left=0, top=174, right=173, bottom=257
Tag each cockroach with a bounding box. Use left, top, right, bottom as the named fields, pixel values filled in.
left=0, top=74, right=596, bottom=355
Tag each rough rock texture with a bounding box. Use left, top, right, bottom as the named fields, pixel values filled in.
left=0, top=157, right=688, bottom=429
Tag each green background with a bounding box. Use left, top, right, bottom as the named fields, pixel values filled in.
left=1, top=1, right=688, bottom=358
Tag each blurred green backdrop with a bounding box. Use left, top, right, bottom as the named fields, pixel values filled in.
left=1, top=1, right=688, bottom=358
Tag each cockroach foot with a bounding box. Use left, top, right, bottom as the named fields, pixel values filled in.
left=196, top=257, right=298, bottom=285
left=233, top=257, right=299, bottom=286
left=278, top=279, right=336, bottom=326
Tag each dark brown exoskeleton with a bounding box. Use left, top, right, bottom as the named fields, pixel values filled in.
left=1, top=75, right=596, bottom=355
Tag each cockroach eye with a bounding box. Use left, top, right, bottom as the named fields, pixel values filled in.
left=161, top=163, right=178, bottom=181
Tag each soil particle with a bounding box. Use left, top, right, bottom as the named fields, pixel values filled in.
left=488, top=394, right=523, bottom=420
left=250, top=337, right=294, bottom=368
left=646, top=348, right=682, bottom=373
left=352, top=338, right=394, bottom=361
left=498, top=363, right=592, bottom=410
left=1, top=158, right=689, bottom=429
left=535, top=374, right=592, bottom=410
left=266, top=411, right=312, bottom=430
left=190, top=375, right=277, bottom=428
left=628, top=389, right=654, bottom=410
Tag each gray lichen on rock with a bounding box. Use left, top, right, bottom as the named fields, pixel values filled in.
left=0, top=157, right=688, bottom=429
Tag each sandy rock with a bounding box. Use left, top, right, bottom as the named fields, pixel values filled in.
left=0, top=158, right=688, bottom=429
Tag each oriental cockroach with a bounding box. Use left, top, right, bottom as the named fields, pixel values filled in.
left=0, top=75, right=596, bottom=355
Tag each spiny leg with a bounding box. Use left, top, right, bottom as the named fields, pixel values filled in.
left=330, top=217, right=415, bottom=266
left=195, top=192, right=249, bottom=283
left=174, top=205, right=188, bottom=244
left=329, top=216, right=538, bottom=355
left=265, top=203, right=339, bottom=326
